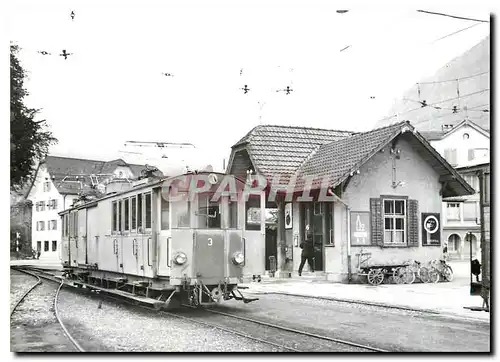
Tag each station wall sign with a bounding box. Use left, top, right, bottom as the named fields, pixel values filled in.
left=350, top=211, right=371, bottom=246
left=422, top=212, right=441, bottom=246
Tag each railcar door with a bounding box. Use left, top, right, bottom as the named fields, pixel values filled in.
left=242, top=192, right=266, bottom=278
left=69, top=211, right=78, bottom=267
left=77, top=209, right=87, bottom=265
left=86, top=205, right=99, bottom=266
left=157, top=191, right=172, bottom=277
left=224, top=197, right=244, bottom=280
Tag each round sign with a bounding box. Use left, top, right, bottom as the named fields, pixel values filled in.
left=424, top=215, right=439, bottom=234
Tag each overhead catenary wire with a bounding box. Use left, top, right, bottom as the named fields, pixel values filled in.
left=417, top=71, right=489, bottom=85
left=432, top=22, right=483, bottom=43
left=376, top=88, right=490, bottom=124
left=416, top=10, right=490, bottom=23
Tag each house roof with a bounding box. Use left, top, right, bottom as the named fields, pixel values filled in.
left=26, top=155, right=162, bottom=197
left=229, top=124, right=356, bottom=182
left=292, top=121, right=475, bottom=197
left=419, top=119, right=490, bottom=141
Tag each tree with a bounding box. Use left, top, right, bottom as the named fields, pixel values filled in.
left=10, top=43, right=57, bottom=191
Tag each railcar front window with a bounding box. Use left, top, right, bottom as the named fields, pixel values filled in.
left=161, top=196, right=170, bottom=230
left=228, top=199, right=238, bottom=229
left=196, top=194, right=221, bottom=229
left=172, top=193, right=190, bottom=228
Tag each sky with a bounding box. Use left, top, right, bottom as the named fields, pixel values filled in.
left=6, top=0, right=493, bottom=175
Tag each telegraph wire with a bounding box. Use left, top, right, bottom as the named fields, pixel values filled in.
left=432, top=23, right=483, bottom=43
left=416, top=10, right=489, bottom=23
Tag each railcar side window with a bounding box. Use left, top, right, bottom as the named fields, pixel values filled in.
left=112, top=201, right=117, bottom=232
left=137, top=194, right=143, bottom=229
left=118, top=201, right=122, bottom=232
left=228, top=200, right=238, bottom=229
left=197, top=194, right=221, bottom=229
left=245, top=195, right=261, bottom=231
left=161, top=196, right=170, bottom=230
left=131, top=197, right=137, bottom=231
left=145, top=193, right=152, bottom=229
left=124, top=198, right=130, bottom=231
left=69, top=213, right=74, bottom=237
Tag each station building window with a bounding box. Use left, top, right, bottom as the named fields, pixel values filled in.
left=463, top=202, right=478, bottom=221
left=52, top=240, right=57, bottom=252
left=37, top=241, right=41, bottom=252
left=44, top=240, right=49, bottom=252
left=383, top=199, right=406, bottom=244
left=446, top=203, right=460, bottom=221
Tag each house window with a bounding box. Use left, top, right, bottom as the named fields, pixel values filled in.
left=37, top=221, right=45, bottom=231
left=443, top=148, right=457, bottom=166
left=463, top=202, right=478, bottom=221
left=145, top=193, right=152, bottom=229
left=43, top=182, right=51, bottom=192
left=383, top=199, right=406, bottom=244
left=44, top=240, right=49, bottom=252
left=463, top=133, right=469, bottom=140
left=37, top=241, right=41, bottom=251
left=131, top=197, right=137, bottom=230
left=446, top=203, right=460, bottom=221
left=124, top=198, right=130, bottom=231
left=52, top=240, right=57, bottom=252
left=48, top=220, right=57, bottom=230
left=468, top=148, right=489, bottom=161
left=36, top=201, right=46, bottom=212
left=47, top=199, right=58, bottom=210
left=484, top=172, right=490, bottom=204
left=245, top=195, right=261, bottom=231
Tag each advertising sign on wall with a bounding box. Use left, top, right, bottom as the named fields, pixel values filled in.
left=350, top=211, right=371, bottom=246
left=284, top=203, right=293, bottom=229
left=422, top=212, right=441, bottom=246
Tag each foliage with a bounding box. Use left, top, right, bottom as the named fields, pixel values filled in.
left=10, top=43, right=57, bottom=191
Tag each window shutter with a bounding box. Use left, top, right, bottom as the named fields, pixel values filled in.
left=451, top=149, right=457, bottom=165
left=370, top=198, right=383, bottom=246
left=407, top=199, right=419, bottom=247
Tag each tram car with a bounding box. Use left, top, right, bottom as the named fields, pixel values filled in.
left=58, top=171, right=266, bottom=307
left=476, top=166, right=490, bottom=310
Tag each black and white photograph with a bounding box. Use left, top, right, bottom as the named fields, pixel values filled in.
left=8, top=0, right=492, bottom=354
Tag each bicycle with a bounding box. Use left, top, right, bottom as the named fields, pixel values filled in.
left=404, top=259, right=433, bottom=284
left=429, top=259, right=454, bottom=283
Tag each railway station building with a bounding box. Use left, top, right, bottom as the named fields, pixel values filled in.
left=226, top=121, right=475, bottom=283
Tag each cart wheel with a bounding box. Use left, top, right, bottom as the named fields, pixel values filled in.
left=403, top=267, right=416, bottom=284
left=442, top=266, right=454, bottom=282
left=392, top=267, right=406, bottom=284
left=367, top=269, right=384, bottom=286
left=429, top=268, right=440, bottom=283
left=418, top=266, right=431, bottom=283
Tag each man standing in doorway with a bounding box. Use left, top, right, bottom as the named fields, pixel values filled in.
left=298, top=224, right=314, bottom=276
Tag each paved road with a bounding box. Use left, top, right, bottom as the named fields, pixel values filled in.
left=210, top=292, right=490, bottom=352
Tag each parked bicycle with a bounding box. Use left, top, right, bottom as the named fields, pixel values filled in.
left=429, top=259, right=454, bottom=283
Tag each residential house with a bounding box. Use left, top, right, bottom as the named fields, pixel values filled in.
left=226, top=122, right=474, bottom=282
left=26, top=156, right=162, bottom=263
left=420, top=119, right=490, bottom=260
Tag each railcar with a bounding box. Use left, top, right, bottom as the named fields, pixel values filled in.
left=58, top=172, right=265, bottom=306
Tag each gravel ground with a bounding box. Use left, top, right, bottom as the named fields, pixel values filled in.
left=10, top=270, right=38, bottom=311
left=57, top=288, right=283, bottom=352
left=174, top=308, right=373, bottom=352
left=10, top=281, right=81, bottom=352
left=212, top=292, right=490, bottom=352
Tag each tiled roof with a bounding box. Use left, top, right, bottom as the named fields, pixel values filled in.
left=232, top=124, right=356, bottom=182
left=297, top=122, right=408, bottom=189
left=32, top=156, right=163, bottom=196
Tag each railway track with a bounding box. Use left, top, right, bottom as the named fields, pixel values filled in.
left=12, top=267, right=387, bottom=352
left=10, top=267, right=85, bottom=352
left=176, top=305, right=386, bottom=352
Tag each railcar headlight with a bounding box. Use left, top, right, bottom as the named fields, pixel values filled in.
left=173, top=252, right=188, bottom=265
left=232, top=252, right=245, bottom=265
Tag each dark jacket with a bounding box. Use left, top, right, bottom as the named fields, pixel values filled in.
left=300, top=235, right=314, bottom=257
